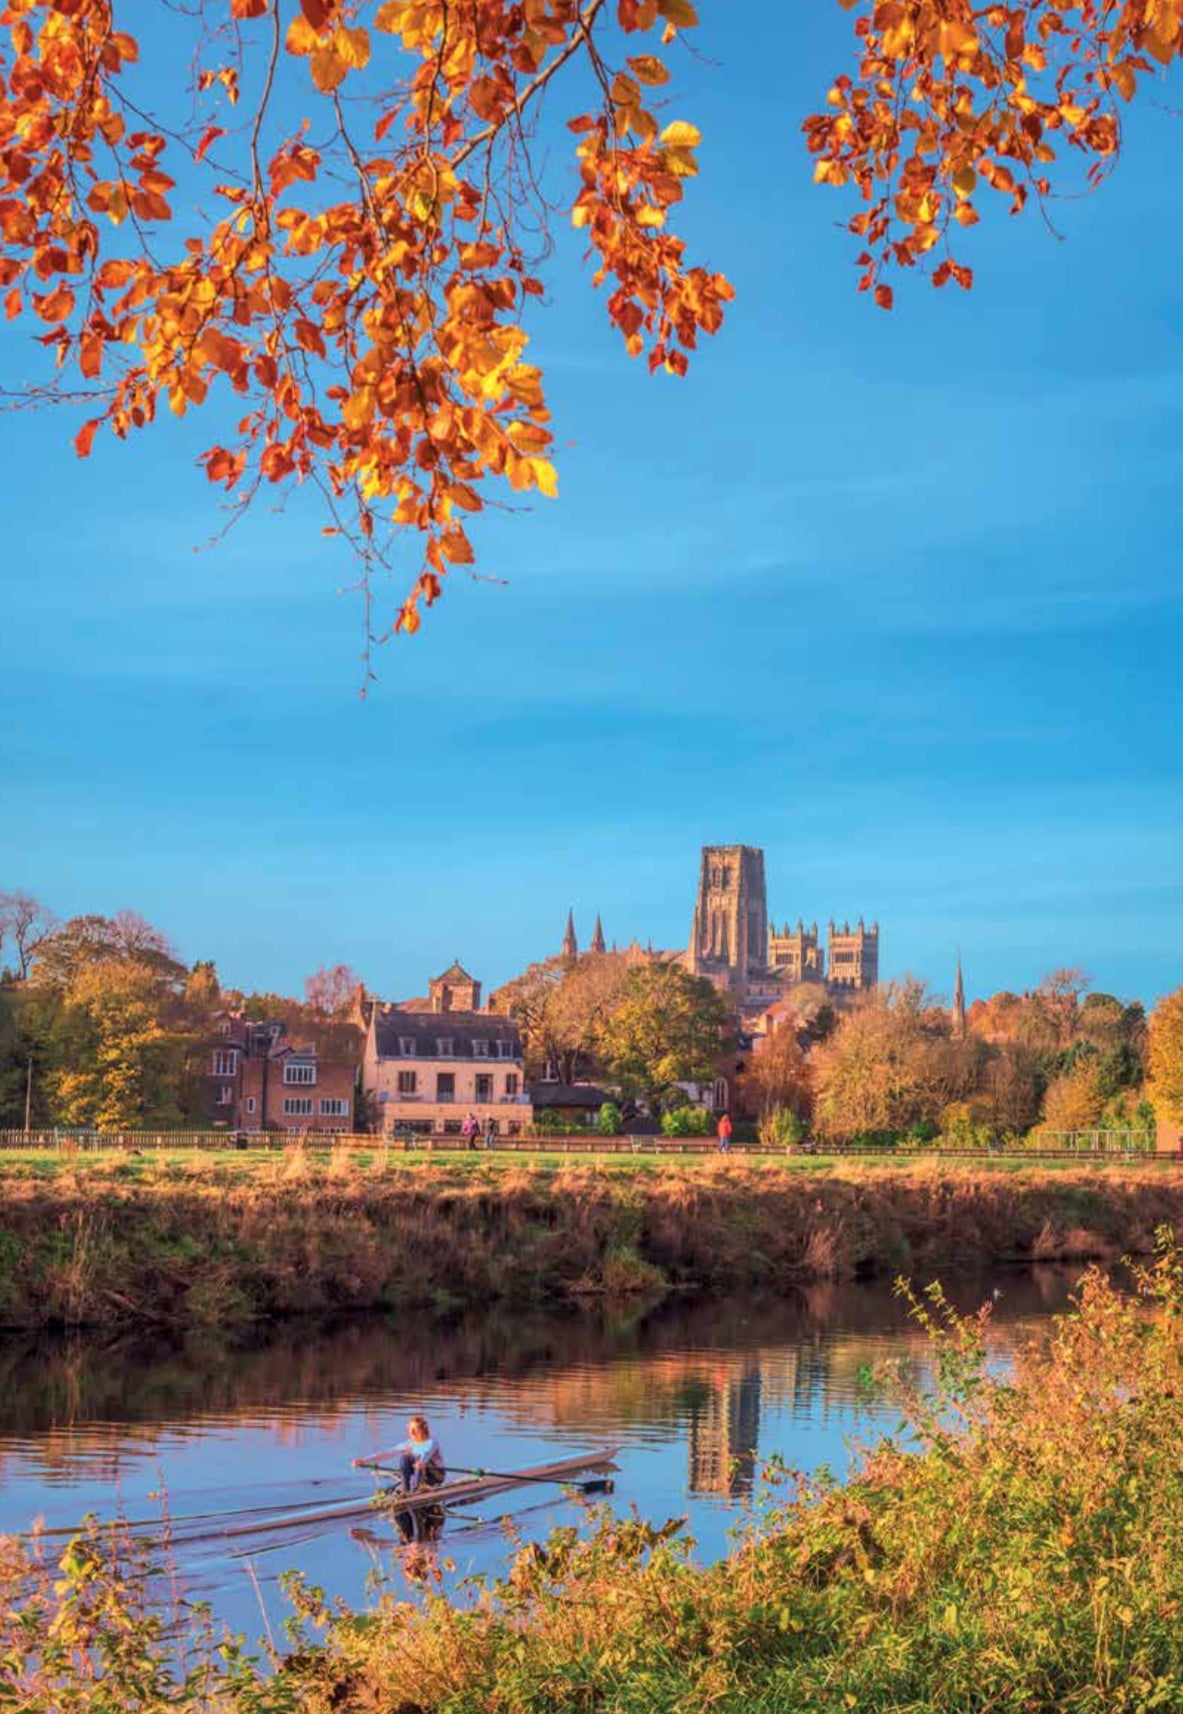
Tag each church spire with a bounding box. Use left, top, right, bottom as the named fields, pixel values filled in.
left=953, top=953, right=966, bottom=1038
left=562, top=909, right=578, bottom=960
left=590, top=912, right=606, bottom=954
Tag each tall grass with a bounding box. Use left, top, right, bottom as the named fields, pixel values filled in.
left=0, top=1153, right=1180, bottom=1329
left=6, top=1242, right=1183, bottom=1710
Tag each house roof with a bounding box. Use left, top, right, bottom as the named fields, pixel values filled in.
left=530, top=1083, right=615, bottom=1110
left=373, top=1008, right=522, bottom=1060
left=432, top=961, right=477, bottom=985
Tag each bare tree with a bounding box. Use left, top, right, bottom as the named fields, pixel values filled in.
left=305, top=964, right=362, bottom=1018
left=0, top=891, right=59, bottom=980
left=108, top=909, right=174, bottom=960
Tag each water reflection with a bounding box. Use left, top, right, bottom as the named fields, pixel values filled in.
left=0, top=1266, right=1088, bottom=1628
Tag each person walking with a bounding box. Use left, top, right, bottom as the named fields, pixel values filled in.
left=483, top=1117, right=496, bottom=1150
left=716, top=1111, right=732, bottom=1154
left=461, top=1111, right=479, bottom=1151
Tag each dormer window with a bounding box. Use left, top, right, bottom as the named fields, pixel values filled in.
left=283, top=1061, right=316, bottom=1086
left=398, top=1036, right=416, bottom=1055
left=496, top=1040, right=513, bottom=1059
left=473, top=1039, right=489, bottom=1058
left=436, top=1038, right=454, bottom=1057
left=218, top=1019, right=232, bottom=1037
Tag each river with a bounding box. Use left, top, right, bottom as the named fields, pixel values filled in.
left=0, top=1266, right=1086, bottom=1639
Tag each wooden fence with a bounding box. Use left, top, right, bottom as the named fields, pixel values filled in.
left=0, top=1127, right=1163, bottom=1158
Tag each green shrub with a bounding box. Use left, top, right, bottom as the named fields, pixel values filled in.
left=595, top=1102, right=622, bottom=1136
left=661, top=1104, right=711, bottom=1137
left=757, top=1105, right=807, bottom=1148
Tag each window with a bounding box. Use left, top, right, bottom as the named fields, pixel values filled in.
left=320, top=1098, right=349, bottom=1117
left=436, top=1038, right=454, bottom=1057
left=473, top=1039, right=489, bottom=1058
left=398, top=1036, right=416, bottom=1055
left=397, top=1070, right=418, bottom=1095
left=218, top=1019, right=232, bottom=1037
left=436, top=1073, right=455, bottom=1101
left=246, top=1097, right=256, bottom=1115
left=215, top=1085, right=233, bottom=1106
left=505, top=1074, right=520, bottom=1096
left=443, top=1119, right=462, bottom=1135
left=475, top=1074, right=493, bottom=1100
left=212, top=1049, right=238, bottom=1077
left=497, top=1040, right=514, bottom=1059
left=283, top=1061, right=316, bottom=1085
left=283, top=1097, right=313, bottom=1116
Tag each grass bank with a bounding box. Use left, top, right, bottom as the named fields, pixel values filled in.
left=0, top=1150, right=1182, bottom=1328
left=5, top=1254, right=1183, bottom=1712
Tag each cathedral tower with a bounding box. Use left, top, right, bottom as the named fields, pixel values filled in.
left=688, top=845, right=769, bottom=990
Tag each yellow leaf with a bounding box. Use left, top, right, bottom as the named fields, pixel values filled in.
left=952, top=164, right=976, bottom=196
left=659, top=119, right=701, bottom=148
left=658, top=0, right=698, bottom=23
left=531, top=457, right=558, bottom=498
left=335, top=25, right=371, bottom=69
left=342, top=387, right=376, bottom=430
left=286, top=15, right=320, bottom=54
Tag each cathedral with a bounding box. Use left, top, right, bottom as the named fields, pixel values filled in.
left=686, top=844, right=878, bottom=1008
left=558, top=843, right=879, bottom=1012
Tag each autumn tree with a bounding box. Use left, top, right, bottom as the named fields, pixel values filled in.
left=738, top=1023, right=813, bottom=1122
left=812, top=979, right=978, bottom=1143
left=32, top=912, right=180, bottom=990
left=0, top=891, right=59, bottom=980
left=52, top=956, right=196, bottom=1129
left=1148, top=988, right=1183, bottom=1127
left=599, top=962, right=733, bottom=1114
left=493, top=950, right=631, bottom=1082
left=1039, top=1060, right=1106, bottom=1134
left=1, top=2, right=1168, bottom=655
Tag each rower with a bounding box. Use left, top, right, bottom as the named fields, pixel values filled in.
left=355, top=1413, right=446, bottom=1494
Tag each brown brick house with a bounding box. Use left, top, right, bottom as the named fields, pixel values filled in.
left=204, top=1014, right=357, bottom=1132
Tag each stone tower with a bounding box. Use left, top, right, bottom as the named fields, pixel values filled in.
left=429, top=961, right=482, bottom=1013
left=688, top=845, right=769, bottom=990
left=827, top=919, right=879, bottom=991
left=561, top=909, right=578, bottom=960
left=590, top=913, right=606, bottom=955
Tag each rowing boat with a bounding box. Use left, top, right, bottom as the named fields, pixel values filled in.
left=21, top=1449, right=621, bottom=1551
left=365, top=1447, right=620, bottom=1519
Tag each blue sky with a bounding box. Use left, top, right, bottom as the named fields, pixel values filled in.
left=1, top=4, right=1180, bottom=1007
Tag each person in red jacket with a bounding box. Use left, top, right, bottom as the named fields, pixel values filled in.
left=717, top=1112, right=732, bottom=1153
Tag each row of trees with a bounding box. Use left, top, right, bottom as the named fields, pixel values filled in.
left=744, top=972, right=1157, bottom=1147
left=0, top=890, right=361, bottom=1130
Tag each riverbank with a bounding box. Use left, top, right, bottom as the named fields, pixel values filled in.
left=0, top=1152, right=1181, bottom=1328
left=4, top=1253, right=1183, bottom=1712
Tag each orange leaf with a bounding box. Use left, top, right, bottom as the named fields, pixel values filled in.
left=74, top=419, right=99, bottom=458
left=311, top=47, right=348, bottom=91
left=874, top=283, right=893, bottom=310
left=34, top=284, right=75, bottom=323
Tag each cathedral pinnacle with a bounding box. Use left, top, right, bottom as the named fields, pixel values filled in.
left=562, top=909, right=578, bottom=960
left=590, top=913, right=606, bottom=954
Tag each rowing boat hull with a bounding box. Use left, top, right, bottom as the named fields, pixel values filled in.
left=367, top=1448, right=620, bottom=1518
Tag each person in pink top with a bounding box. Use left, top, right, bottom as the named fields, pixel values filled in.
left=717, top=1112, right=732, bottom=1153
